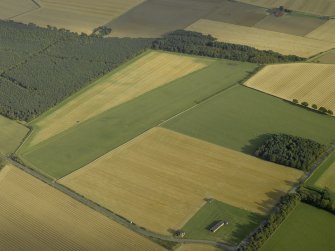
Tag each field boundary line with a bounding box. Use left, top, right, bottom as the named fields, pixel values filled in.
left=6, top=0, right=42, bottom=20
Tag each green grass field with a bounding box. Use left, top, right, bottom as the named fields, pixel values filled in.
left=260, top=203, right=335, bottom=251
left=0, top=115, right=29, bottom=155
left=164, top=85, right=335, bottom=155
left=181, top=200, right=263, bottom=245
left=19, top=59, right=257, bottom=178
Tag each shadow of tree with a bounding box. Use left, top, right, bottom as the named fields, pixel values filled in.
left=241, top=134, right=270, bottom=155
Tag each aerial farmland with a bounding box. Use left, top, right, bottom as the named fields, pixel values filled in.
left=1, top=0, right=335, bottom=250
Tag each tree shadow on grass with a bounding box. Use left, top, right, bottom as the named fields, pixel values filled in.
left=241, top=134, right=270, bottom=155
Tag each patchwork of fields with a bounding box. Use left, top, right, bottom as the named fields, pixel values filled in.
left=0, top=165, right=164, bottom=251
left=13, top=0, right=144, bottom=34
left=186, top=19, right=335, bottom=57
left=260, top=203, right=335, bottom=251
left=306, top=20, right=335, bottom=42
left=28, top=51, right=210, bottom=147
left=0, top=0, right=38, bottom=19
left=244, top=63, right=335, bottom=112
left=60, top=128, right=302, bottom=234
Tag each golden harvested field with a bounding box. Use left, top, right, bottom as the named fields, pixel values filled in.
left=0, top=165, right=165, bottom=251
left=237, top=0, right=335, bottom=16
left=315, top=162, right=335, bottom=191
left=245, top=63, right=335, bottom=112
left=29, top=51, right=210, bottom=147
left=177, top=244, right=222, bottom=251
left=186, top=19, right=335, bottom=57
left=61, top=128, right=302, bottom=234
left=0, top=0, right=38, bottom=19
left=306, top=20, right=335, bottom=42
left=13, top=0, right=144, bottom=34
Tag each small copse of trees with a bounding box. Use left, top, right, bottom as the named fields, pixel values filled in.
left=255, top=134, right=326, bottom=171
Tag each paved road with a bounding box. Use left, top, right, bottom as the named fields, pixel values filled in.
left=7, top=158, right=237, bottom=251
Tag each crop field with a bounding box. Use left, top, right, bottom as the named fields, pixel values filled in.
left=28, top=51, right=210, bottom=147
left=186, top=19, right=335, bottom=57
left=177, top=244, right=223, bottom=251
left=19, top=59, right=256, bottom=178
left=0, top=165, right=165, bottom=251
left=164, top=85, right=335, bottom=155
left=244, top=63, right=335, bottom=112
left=106, top=0, right=225, bottom=38
left=60, top=128, right=302, bottom=234
left=306, top=20, right=335, bottom=42
left=0, top=115, right=29, bottom=155
left=181, top=199, right=263, bottom=245
left=260, top=203, right=335, bottom=251
left=13, top=0, right=145, bottom=34
left=253, top=15, right=326, bottom=36
left=314, top=49, right=335, bottom=63
left=0, top=0, right=38, bottom=19
left=237, top=0, right=335, bottom=16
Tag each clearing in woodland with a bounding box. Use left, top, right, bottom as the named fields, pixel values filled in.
left=260, top=203, right=335, bottom=251
left=306, top=19, right=335, bottom=42
left=13, top=0, right=144, bottom=34
left=236, top=0, right=335, bottom=16
left=0, top=165, right=165, bottom=251
left=244, top=63, right=335, bottom=112
left=186, top=19, right=335, bottom=57
left=19, top=59, right=256, bottom=178
left=0, top=115, right=29, bottom=155
left=60, top=128, right=302, bottom=234
left=27, top=51, right=210, bottom=147
left=0, top=0, right=38, bottom=19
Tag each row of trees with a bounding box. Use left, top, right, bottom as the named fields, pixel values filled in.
left=152, top=30, right=304, bottom=64
left=0, top=20, right=153, bottom=121
left=293, top=99, right=333, bottom=115
left=255, top=134, right=326, bottom=171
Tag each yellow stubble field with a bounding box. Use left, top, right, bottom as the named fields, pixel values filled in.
left=244, top=63, right=335, bottom=112
left=0, top=0, right=38, bottom=19
left=61, top=127, right=303, bottom=234
left=306, top=20, right=335, bottom=42
left=13, top=0, right=145, bottom=34
left=29, top=51, right=210, bottom=147
left=0, top=165, right=165, bottom=251
left=186, top=19, right=335, bottom=57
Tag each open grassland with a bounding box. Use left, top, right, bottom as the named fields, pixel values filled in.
left=19, top=60, right=257, bottom=178
left=0, top=165, right=165, bottom=251
left=260, top=203, right=335, bottom=251
left=177, top=244, right=223, bottom=251
left=164, top=85, right=335, bottom=155
left=245, top=63, right=335, bottom=112
left=0, top=0, right=38, bottom=19
left=253, top=14, right=326, bottom=36
left=61, top=128, right=302, bottom=234
left=186, top=19, right=335, bottom=57
left=181, top=199, right=263, bottom=245
left=28, top=51, right=209, bottom=147
left=306, top=20, right=335, bottom=42
left=13, top=0, right=144, bottom=34
left=0, top=115, right=29, bottom=155
left=237, top=0, right=335, bottom=16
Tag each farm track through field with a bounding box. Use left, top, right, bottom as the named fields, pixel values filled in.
left=7, top=157, right=237, bottom=251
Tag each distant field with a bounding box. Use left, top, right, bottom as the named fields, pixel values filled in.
left=61, top=128, right=302, bottom=234
left=244, top=63, right=335, bottom=112
left=164, top=85, right=335, bottom=155
left=19, top=59, right=256, bottom=178
left=306, top=20, right=335, bottom=42
left=177, top=244, right=223, bottom=251
left=0, top=115, right=29, bottom=155
left=0, top=0, right=38, bottom=19
left=260, top=203, right=335, bottom=251
left=314, top=49, right=335, bottom=63
left=28, top=51, right=209, bottom=147
left=237, top=0, right=335, bottom=16
left=0, top=165, right=164, bottom=251
left=186, top=19, right=335, bottom=57
left=253, top=14, right=326, bottom=36
left=181, top=199, right=263, bottom=245
left=13, top=0, right=144, bottom=34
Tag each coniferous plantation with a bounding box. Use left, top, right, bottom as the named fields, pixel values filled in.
left=255, top=134, right=326, bottom=171
left=0, top=20, right=153, bottom=121
left=152, top=30, right=305, bottom=64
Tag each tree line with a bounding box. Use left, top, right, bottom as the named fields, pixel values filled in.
left=255, top=134, right=326, bottom=171
left=152, top=30, right=304, bottom=64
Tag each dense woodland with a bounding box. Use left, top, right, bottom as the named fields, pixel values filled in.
left=152, top=30, right=304, bottom=64
left=255, top=134, right=326, bottom=171
left=0, top=20, right=153, bottom=121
